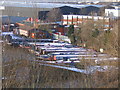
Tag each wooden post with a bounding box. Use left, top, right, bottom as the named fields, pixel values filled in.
left=77, top=16, right=78, bottom=25
left=67, top=15, right=68, bottom=25
left=72, top=15, right=73, bottom=25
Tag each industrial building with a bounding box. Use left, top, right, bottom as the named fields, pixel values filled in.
left=0, top=1, right=106, bottom=18
left=105, top=6, right=120, bottom=17
left=62, top=15, right=112, bottom=30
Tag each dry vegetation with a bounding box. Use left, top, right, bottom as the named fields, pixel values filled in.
left=3, top=60, right=118, bottom=88
left=2, top=44, right=118, bottom=88
left=74, top=19, right=119, bottom=56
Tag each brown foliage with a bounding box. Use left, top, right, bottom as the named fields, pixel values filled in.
left=46, top=8, right=62, bottom=22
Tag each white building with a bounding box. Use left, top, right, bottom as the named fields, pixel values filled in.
left=0, top=6, right=5, bottom=10
left=105, top=6, right=120, bottom=18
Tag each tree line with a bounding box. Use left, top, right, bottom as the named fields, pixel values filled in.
left=67, top=19, right=118, bottom=56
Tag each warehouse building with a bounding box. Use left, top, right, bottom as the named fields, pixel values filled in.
left=0, top=1, right=106, bottom=18
left=62, top=15, right=113, bottom=30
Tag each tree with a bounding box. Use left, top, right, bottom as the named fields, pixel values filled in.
left=92, top=28, right=99, bottom=38
left=78, top=21, right=94, bottom=43
left=46, top=8, right=62, bottom=22
left=67, top=25, right=76, bottom=45
left=67, top=25, right=74, bottom=37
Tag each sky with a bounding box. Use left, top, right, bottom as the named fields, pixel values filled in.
left=1, top=0, right=118, bottom=2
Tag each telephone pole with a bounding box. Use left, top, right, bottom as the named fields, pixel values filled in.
left=0, top=6, right=5, bottom=90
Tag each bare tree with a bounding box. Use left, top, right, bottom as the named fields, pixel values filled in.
left=75, top=18, right=118, bottom=55
left=46, top=8, right=62, bottom=22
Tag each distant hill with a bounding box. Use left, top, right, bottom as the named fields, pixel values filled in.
left=59, top=6, right=80, bottom=15
left=80, top=6, right=100, bottom=15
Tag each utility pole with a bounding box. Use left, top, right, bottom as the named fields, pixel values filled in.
left=0, top=6, right=5, bottom=90
left=31, top=0, right=39, bottom=88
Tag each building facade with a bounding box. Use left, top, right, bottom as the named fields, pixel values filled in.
left=105, top=6, right=120, bottom=18
left=62, top=15, right=112, bottom=30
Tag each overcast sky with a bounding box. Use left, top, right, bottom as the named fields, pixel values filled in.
left=1, top=0, right=118, bottom=2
